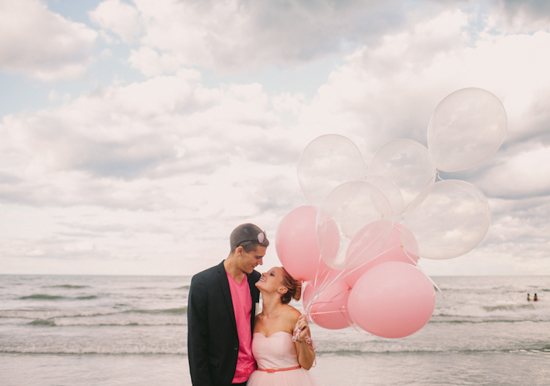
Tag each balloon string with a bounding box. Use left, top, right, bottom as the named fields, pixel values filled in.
left=400, top=168, right=438, bottom=214
left=402, top=248, right=445, bottom=299
left=305, top=242, right=401, bottom=315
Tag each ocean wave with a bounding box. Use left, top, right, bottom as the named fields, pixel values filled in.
left=0, top=306, right=187, bottom=320
left=44, top=285, right=89, bottom=289
left=26, top=319, right=187, bottom=327
left=483, top=304, right=536, bottom=312
left=28, top=319, right=56, bottom=326
left=429, top=319, right=548, bottom=324
left=18, top=294, right=65, bottom=300
left=128, top=307, right=187, bottom=315
left=17, top=294, right=98, bottom=301
left=75, top=296, right=98, bottom=300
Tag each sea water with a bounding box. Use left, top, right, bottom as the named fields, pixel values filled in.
left=1, top=274, right=549, bottom=385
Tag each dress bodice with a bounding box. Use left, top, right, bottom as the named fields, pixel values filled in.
left=252, top=331, right=299, bottom=370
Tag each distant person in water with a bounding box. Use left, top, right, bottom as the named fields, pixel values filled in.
left=534, top=293, right=538, bottom=302
left=527, top=293, right=531, bottom=301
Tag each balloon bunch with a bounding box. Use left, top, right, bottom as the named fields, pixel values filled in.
left=276, top=88, right=507, bottom=338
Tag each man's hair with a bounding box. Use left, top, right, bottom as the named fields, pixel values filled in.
left=230, top=223, right=270, bottom=253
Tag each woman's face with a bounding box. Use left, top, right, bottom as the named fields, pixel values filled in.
left=256, top=267, right=286, bottom=293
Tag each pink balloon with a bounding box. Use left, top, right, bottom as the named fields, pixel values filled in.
left=345, top=220, right=393, bottom=270
left=348, top=262, right=435, bottom=338
left=276, top=206, right=322, bottom=281
left=303, top=278, right=351, bottom=330
left=344, top=223, right=419, bottom=288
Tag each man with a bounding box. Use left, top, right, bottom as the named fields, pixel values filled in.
left=187, top=223, right=269, bottom=386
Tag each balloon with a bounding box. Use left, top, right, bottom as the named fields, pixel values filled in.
left=344, top=222, right=419, bottom=288
left=362, top=175, right=404, bottom=216
left=368, top=139, right=436, bottom=212
left=345, top=220, right=393, bottom=271
left=402, top=180, right=491, bottom=259
left=297, top=135, right=366, bottom=207
left=428, top=87, right=507, bottom=172
left=303, top=279, right=351, bottom=330
left=348, top=262, right=435, bottom=338
left=316, top=180, right=393, bottom=270
left=276, top=206, right=322, bottom=281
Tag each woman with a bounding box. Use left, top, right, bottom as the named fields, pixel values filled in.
left=247, top=267, right=318, bottom=386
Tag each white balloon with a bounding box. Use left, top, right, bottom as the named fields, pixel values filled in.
left=402, top=180, right=491, bottom=259
left=428, top=87, right=507, bottom=172
left=362, top=175, right=405, bottom=216
left=298, top=135, right=366, bottom=208
left=316, top=180, right=393, bottom=270
left=368, top=139, right=436, bottom=213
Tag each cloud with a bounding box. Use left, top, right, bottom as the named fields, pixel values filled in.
left=0, top=69, right=293, bottom=214
left=91, top=0, right=453, bottom=76
left=471, top=144, right=550, bottom=198
left=493, top=0, right=550, bottom=33
left=89, top=0, right=142, bottom=43
left=0, top=0, right=97, bottom=81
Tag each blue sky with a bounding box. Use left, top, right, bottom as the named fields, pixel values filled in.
left=1, top=0, right=549, bottom=276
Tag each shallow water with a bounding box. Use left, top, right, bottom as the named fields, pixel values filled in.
left=1, top=274, right=548, bottom=385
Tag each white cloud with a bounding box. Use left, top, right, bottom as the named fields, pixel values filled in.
left=128, top=47, right=182, bottom=77
left=472, top=145, right=550, bottom=198
left=89, top=0, right=142, bottom=43
left=91, top=0, right=445, bottom=76
left=0, top=0, right=97, bottom=81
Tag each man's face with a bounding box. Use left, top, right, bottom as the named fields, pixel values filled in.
left=237, top=245, right=266, bottom=274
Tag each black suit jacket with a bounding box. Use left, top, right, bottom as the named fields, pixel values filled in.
left=187, top=260, right=261, bottom=386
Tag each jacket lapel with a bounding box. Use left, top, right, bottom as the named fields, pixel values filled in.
left=217, top=260, right=237, bottom=331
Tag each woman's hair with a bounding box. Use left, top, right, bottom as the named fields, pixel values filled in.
left=280, top=268, right=302, bottom=305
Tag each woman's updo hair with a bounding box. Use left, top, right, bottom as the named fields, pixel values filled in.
left=280, top=268, right=302, bottom=305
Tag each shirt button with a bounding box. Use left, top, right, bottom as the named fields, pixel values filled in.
left=234, top=347, right=238, bottom=351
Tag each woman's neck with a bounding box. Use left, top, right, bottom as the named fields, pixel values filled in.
left=261, top=292, right=284, bottom=317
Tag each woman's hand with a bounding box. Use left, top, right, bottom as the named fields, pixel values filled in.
left=293, top=314, right=315, bottom=369
left=295, top=314, right=310, bottom=341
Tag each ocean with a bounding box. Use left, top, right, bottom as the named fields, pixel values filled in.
left=1, top=274, right=549, bottom=385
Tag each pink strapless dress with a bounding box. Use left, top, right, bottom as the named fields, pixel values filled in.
left=247, top=331, right=319, bottom=386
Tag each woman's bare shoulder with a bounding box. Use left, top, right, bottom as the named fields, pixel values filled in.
left=283, top=304, right=301, bottom=323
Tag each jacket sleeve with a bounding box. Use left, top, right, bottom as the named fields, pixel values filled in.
left=187, top=274, right=213, bottom=386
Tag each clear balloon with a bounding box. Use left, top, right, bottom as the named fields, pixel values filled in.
left=348, top=262, right=435, bottom=338
left=276, top=206, right=322, bottom=281
left=316, top=181, right=393, bottom=270
left=344, top=222, right=419, bottom=288
left=368, top=139, right=436, bottom=212
left=297, top=135, right=366, bottom=208
left=402, top=180, right=491, bottom=259
left=428, top=87, right=507, bottom=172
left=362, top=176, right=404, bottom=216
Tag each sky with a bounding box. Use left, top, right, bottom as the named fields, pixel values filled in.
left=0, top=0, right=549, bottom=277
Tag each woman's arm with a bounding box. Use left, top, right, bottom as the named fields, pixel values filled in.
left=293, top=314, right=316, bottom=370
